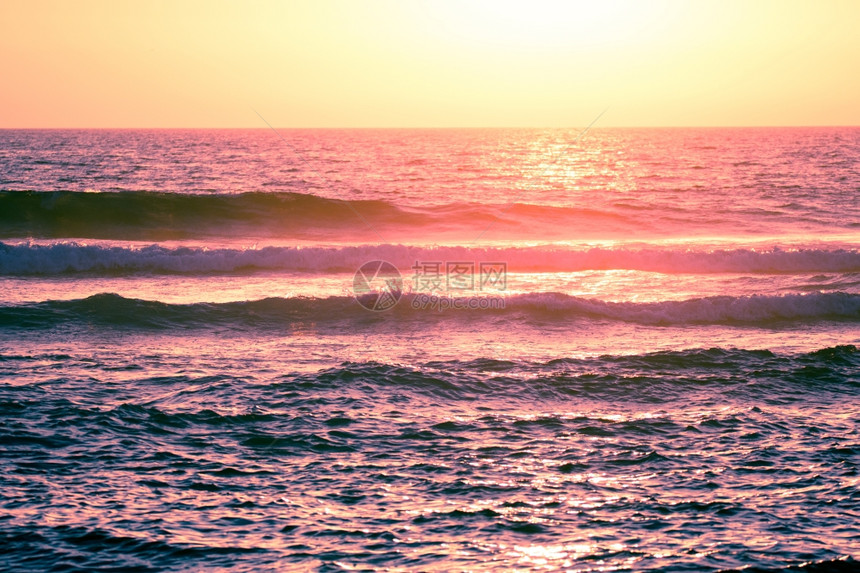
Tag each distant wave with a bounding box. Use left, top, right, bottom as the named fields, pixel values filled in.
left=1, top=292, right=858, bottom=329
left=0, top=190, right=418, bottom=239
left=277, top=347, right=860, bottom=398
left=4, top=348, right=855, bottom=408
left=3, top=241, right=860, bottom=275
left=0, top=190, right=640, bottom=240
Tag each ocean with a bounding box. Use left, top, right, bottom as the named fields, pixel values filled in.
left=1, top=127, right=858, bottom=571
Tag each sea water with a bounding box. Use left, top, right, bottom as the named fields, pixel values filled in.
left=1, top=128, right=858, bottom=571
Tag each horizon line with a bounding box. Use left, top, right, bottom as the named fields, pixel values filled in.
left=2, top=124, right=859, bottom=130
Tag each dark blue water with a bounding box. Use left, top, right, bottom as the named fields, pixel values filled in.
left=2, top=344, right=859, bottom=571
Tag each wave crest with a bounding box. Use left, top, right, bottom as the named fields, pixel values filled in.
left=1, top=291, right=857, bottom=329
left=3, top=242, right=860, bottom=275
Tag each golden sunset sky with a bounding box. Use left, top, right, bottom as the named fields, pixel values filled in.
left=1, top=0, right=858, bottom=128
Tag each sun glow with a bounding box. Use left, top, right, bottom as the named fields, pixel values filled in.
left=0, top=0, right=857, bottom=127
left=419, top=0, right=662, bottom=52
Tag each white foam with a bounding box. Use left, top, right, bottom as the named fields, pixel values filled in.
left=493, top=291, right=860, bottom=324
left=3, top=242, right=860, bottom=276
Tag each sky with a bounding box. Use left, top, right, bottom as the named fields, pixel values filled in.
left=1, top=0, right=858, bottom=128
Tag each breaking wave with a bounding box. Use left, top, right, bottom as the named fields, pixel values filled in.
left=1, top=291, right=858, bottom=329
left=3, top=241, right=860, bottom=275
